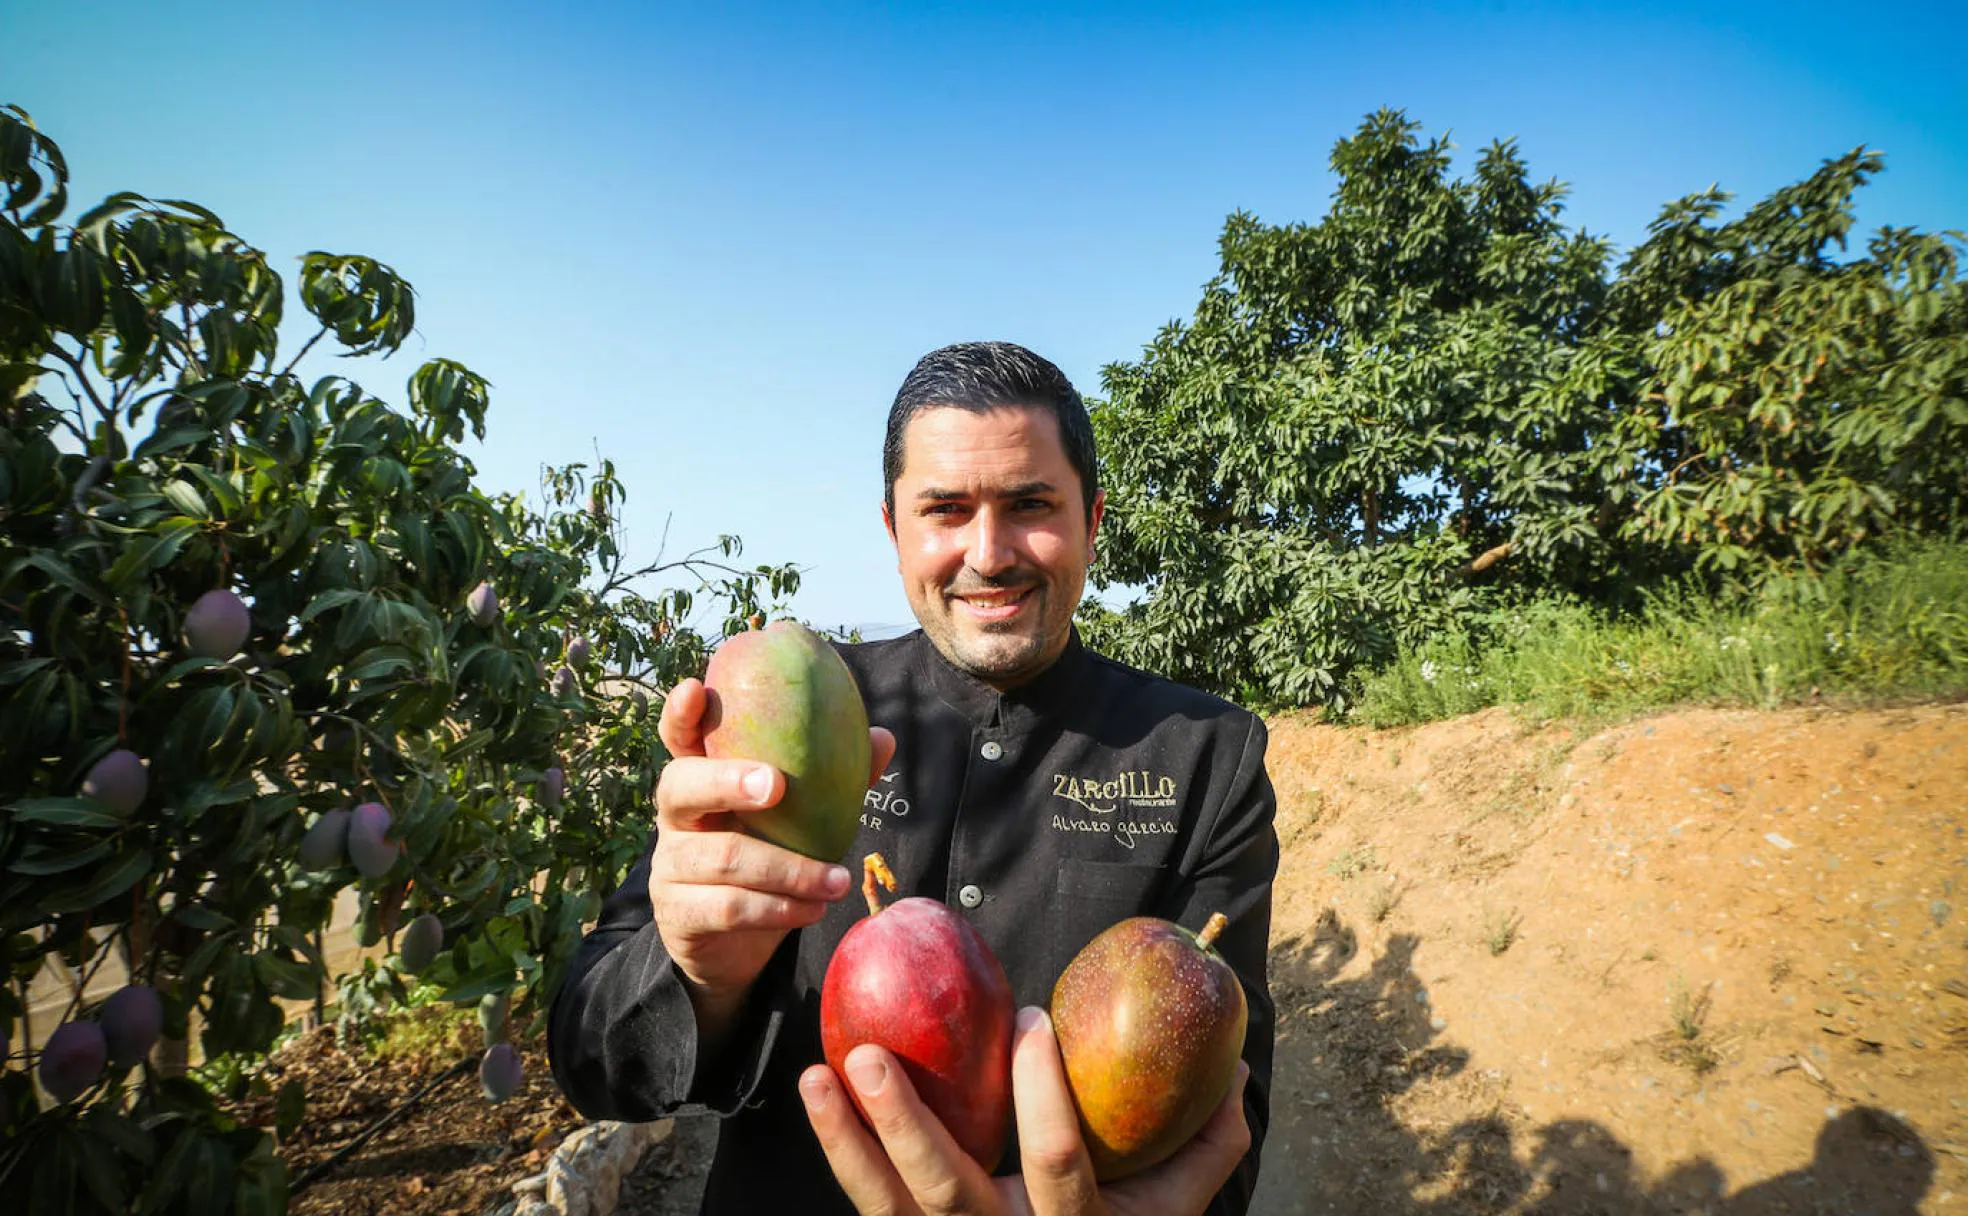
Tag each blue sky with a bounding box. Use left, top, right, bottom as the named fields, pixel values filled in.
left=10, top=0, right=1966, bottom=634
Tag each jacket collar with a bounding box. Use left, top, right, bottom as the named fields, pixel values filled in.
left=909, top=626, right=1090, bottom=734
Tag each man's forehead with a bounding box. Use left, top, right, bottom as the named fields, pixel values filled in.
left=897, top=403, right=1066, bottom=463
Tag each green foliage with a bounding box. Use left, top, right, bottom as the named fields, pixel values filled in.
left=1086, top=109, right=1968, bottom=708
left=1352, top=540, right=1968, bottom=726
left=0, top=104, right=796, bottom=1210
left=1634, top=196, right=1968, bottom=571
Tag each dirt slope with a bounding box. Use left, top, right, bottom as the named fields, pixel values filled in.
left=1251, top=703, right=1967, bottom=1215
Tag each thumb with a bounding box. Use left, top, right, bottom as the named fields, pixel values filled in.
left=1011, top=1007, right=1104, bottom=1216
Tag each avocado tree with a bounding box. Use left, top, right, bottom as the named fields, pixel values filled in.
left=1084, top=111, right=1617, bottom=707
left=1607, top=152, right=1968, bottom=572
left=0, top=105, right=797, bottom=1211
left=1084, top=110, right=1968, bottom=708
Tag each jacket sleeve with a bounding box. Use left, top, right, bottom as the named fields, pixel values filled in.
left=1164, top=712, right=1279, bottom=1216
left=547, top=828, right=799, bottom=1122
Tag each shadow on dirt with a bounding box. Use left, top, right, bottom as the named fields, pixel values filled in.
left=1253, top=909, right=1935, bottom=1215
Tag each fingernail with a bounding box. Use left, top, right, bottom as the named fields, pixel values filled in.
left=823, top=865, right=851, bottom=897
left=845, top=1049, right=888, bottom=1097
left=1016, top=1006, right=1050, bottom=1035
left=799, top=1072, right=830, bottom=1112
left=741, top=766, right=774, bottom=803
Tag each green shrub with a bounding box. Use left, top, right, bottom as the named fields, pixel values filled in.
left=1352, top=539, right=1968, bottom=726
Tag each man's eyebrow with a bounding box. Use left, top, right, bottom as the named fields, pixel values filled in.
left=912, top=480, right=1060, bottom=504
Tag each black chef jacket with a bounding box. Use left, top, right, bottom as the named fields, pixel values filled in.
left=549, top=628, right=1278, bottom=1215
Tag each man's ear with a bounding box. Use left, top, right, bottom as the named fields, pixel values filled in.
left=1087, top=490, right=1106, bottom=552
left=882, top=500, right=897, bottom=545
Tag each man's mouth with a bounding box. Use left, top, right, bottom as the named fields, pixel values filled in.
left=950, top=586, right=1035, bottom=622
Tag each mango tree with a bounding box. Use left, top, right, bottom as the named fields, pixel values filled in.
left=0, top=105, right=797, bottom=1212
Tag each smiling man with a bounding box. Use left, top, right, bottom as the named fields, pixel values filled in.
left=550, top=342, right=1278, bottom=1216
left=883, top=376, right=1100, bottom=686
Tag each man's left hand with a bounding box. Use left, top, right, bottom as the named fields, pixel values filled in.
left=799, top=1005, right=1252, bottom=1216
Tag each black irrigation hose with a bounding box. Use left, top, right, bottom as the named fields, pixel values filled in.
left=288, top=1055, right=477, bottom=1196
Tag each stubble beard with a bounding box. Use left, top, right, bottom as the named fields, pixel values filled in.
left=925, top=579, right=1057, bottom=687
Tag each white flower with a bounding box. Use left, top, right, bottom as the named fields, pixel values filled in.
left=1419, top=659, right=1439, bottom=684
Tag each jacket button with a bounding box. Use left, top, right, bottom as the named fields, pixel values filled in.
left=958, top=884, right=983, bottom=908
left=979, top=741, right=1003, bottom=761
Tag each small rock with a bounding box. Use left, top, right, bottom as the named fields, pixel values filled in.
left=1763, top=832, right=1795, bottom=851
left=545, top=1163, right=588, bottom=1216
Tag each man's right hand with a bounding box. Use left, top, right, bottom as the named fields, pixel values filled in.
left=649, top=677, right=897, bottom=1043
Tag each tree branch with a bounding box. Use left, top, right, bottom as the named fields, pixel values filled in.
left=278, top=324, right=330, bottom=382
left=47, top=344, right=115, bottom=435
left=1464, top=540, right=1516, bottom=576
left=70, top=453, right=112, bottom=516
left=37, top=390, right=90, bottom=445
left=176, top=301, right=206, bottom=381
left=598, top=551, right=787, bottom=600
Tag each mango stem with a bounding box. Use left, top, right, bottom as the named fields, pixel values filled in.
left=861, top=853, right=897, bottom=918
left=1197, top=911, right=1229, bottom=949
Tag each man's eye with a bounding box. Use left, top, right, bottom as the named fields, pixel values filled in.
left=1015, top=498, right=1052, bottom=513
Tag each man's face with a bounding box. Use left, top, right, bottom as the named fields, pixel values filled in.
left=884, top=405, right=1104, bottom=690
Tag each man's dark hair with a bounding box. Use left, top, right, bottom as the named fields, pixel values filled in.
left=883, top=341, right=1100, bottom=522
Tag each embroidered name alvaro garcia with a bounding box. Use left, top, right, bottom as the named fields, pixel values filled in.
left=1051, top=813, right=1178, bottom=850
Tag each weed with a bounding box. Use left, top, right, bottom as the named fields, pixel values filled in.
left=368, top=1002, right=476, bottom=1069
left=1483, top=909, right=1522, bottom=956
left=1326, top=846, right=1380, bottom=880
left=1668, top=976, right=1712, bottom=1040
left=1366, top=876, right=1401, bottom=923
left=1659, top=976, right=1721, bottom=1073
left=1664, top=1037, right=1720, bottom=1074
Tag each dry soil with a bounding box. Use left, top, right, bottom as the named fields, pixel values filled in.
left=1252, top=702, right=1967, bottom=1214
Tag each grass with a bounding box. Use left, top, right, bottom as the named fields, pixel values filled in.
left=1668, top=977, right=1712, bottom=1041
left=367, top=1001, right=478, bottom=1069
left=1661, top=977, right=1720, bottom=1074
left=1326, top=846, right=1381, bottom=880
left=1366, top=876, right=1402, bottom=923
left=1482, top=908, right=1522, bottom=956
left=1352, top=539, right=1968, bottom=727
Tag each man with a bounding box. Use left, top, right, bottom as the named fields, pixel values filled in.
left=550, top=342, right=1278, bottom=1215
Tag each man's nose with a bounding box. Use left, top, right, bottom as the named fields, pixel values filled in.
left=965, top=509, right=1016, bottom=577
